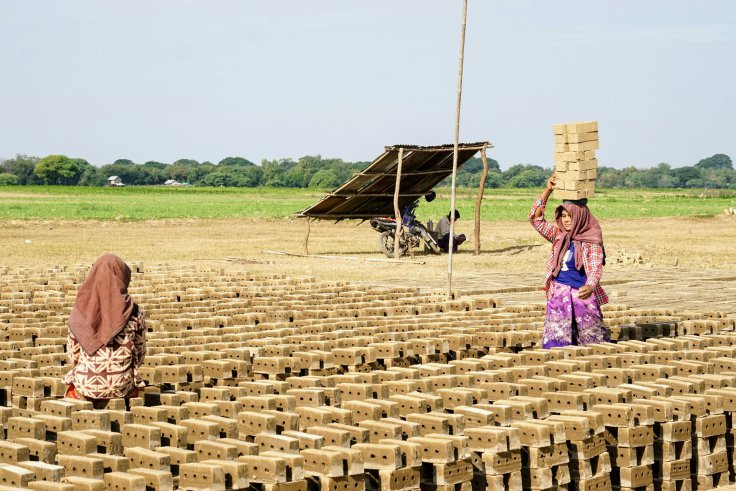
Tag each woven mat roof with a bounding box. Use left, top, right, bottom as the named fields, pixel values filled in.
left=295, top=142, right=491, bottom=220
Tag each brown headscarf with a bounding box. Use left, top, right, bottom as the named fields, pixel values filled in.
left=551, top=202, right=605, bottom=277
left=68, top=254, right=134, bottom=356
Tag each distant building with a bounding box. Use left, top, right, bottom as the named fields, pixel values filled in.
left=107, top=176, right=124, bottom=187
left=163, top=179, right=181, bottom=186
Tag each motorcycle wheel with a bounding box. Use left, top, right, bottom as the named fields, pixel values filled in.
left=379, top=231, right=407, bottom=258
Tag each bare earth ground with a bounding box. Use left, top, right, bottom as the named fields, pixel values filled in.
left=1, top=215, right=735, bottom=313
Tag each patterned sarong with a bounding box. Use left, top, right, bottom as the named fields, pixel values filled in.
left=543, top=281, right=610, bottom=349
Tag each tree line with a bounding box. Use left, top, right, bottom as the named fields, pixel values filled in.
left=0, top=152, right=733, bottom=189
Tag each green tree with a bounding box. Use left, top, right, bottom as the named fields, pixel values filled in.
left=1, top=154, right=40, bottom=184
left=219, top=157, right=255, bottom=167
left=33, top=155, right=83, bottom=185
left=0, top=173, right=20, bottom=185
left=695, top=153, right=732, bottom=170
left=504, top=167, right=548, bottom=188
left=673, top=167, right=701, bottom=187
left=308, top=169, right=340, bottom=189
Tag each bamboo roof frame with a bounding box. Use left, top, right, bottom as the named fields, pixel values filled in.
left=294, top=142, right=492, bottom=220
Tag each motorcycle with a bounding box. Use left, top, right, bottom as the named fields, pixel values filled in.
left=370, top=204, right=440, bottom=257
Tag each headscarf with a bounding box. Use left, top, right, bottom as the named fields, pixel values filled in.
left=68, top=254, right=134, bottom=356
left=551, top=202, right=604, bottom=277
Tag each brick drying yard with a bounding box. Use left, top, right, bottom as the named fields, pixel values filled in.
left=1, top=214, right=736, bottom=490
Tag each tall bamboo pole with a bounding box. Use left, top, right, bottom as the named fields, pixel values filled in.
left=303, top=218, right=311, bottom=255
left=393, top=147, right=404, bottom=260
left=474, top=144, right=489, bottom=255
left=447, top=0, right=468, bottom=299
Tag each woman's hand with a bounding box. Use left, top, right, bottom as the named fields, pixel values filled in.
left=546, top=172, right=558, bottom=191
left=578, top=285, right=594, bottom=300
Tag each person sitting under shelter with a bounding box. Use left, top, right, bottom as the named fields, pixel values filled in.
left=436, top=210, right=466, bottom=253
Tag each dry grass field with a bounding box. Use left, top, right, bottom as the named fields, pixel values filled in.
left=2, top=206, right=736, bottom=489
left=2, top=213, right=735, bottom=313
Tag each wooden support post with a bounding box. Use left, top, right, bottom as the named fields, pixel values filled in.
left=447, top=0, right=468, bottom=299
left=474, top=145, right=489, bottom=255
left=393, top=147, right=404, bottom=260
left=303, top=218, right=311, bottom=256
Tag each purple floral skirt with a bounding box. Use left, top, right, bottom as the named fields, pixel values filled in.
left=543, top=281, right=609, bottom=349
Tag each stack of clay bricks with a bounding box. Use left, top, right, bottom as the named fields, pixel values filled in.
left=597, top=402, right=656, bottom=491
left=553, top=120, right=599, bottom=201
left=2, top=266, right=736, bottom=489
left=548, top=411, right=611, bottom=491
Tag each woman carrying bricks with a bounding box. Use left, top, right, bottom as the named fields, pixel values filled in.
left=63, top=254, right=146, bottom=408
left=529, top=173, right=609, bottom=348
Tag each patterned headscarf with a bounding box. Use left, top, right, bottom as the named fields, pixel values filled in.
left=551, top=202, right=604, bottom=277
left=68, top=254, right=134, bottom=355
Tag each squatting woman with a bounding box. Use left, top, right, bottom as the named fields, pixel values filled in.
left=64, top=254, right=146, bottom=408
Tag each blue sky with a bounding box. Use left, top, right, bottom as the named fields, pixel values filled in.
left=1, top=1, right=734, bottom=169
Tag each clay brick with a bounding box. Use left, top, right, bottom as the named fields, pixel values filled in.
left=609, top=445, right=655, bottom=467
left=616, top=464, right=653, bottom=488
left=27, top=482, right=76, bottom=491
left=131, top=406, right=168, bottom=425
left=477, top=449, right=522, bottom=476
left=121, top=424, right=161, bottom=450
left=201, top=415, right=238, bottom=438
left=127, top=469, right=174, bottom=491
left=72, top=410, right=111, bottom=432
left=81, top=430, right=123, bottom=456
left=35, top=414, right=72, bottom=437
left=57, top=430, right=98, bottom=456
left=472, top=471, right=522, bottom=491
left=522, top=462, right=571, bottom=489
left=56, top=454, right=104, bottom=479
left=371, top=466, right=419, bottom=491
left=0, top=441, right=29, bottom=463
left=103, top=472, right=146, bottom=491
left=568, top=452, right=611, bottom=481
left=656, top=458, right=691, bottom=482
left=510, top=420, right=566, bottom=447
left=371, top=441, right=418, bottom=470
left=453, top=406, right=495, bottom=428
left=378, top=418, right=420, bottom=440
left=107, top=410, right=133, bottom=433
left=357, top=420, right=402, bottom=443
left=60, top=477, right=106, bottom=491
left=239, top=455, right=291, bottom=484
left=179, top=419, right=219, bottom=446
left=406, top=437, right=455, bottom=464
left=200, top=459, right=249, bottom=490
left=7, top=416, right=45, bottom=440
left=309, top=474, right=366, bottom=491
left=352, top=443, right=402, bottom=470
left=694, top=450, right=729, bottom=476
left=307, top=426, right=351, bottom=448
left=0, top=463, right=35, bottom=487
left=194, top=440, right=238, bottom=461
left=405, top=413, right=449, bottom=436
left=17, top=460, right=64, bottom=481
left=568, top=434, right=607, bottom=460
left=420, top=458, right=472, bottom=486
left=238, top=410, right=277, bottom=437
left=256, top=433, right=300, bottom=454
left=465, top=427, right=519, bottom=453
left=15, top=437, right=57, bottom=464
left=179, top=463, right=226, bottom=490
left=87, top=452, right=131, bottom=473
left=124, top=447, right=170, bottom=472
left=656, top=440, right=692, bottom=463
left=694, top=414, right=727, bottom=437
